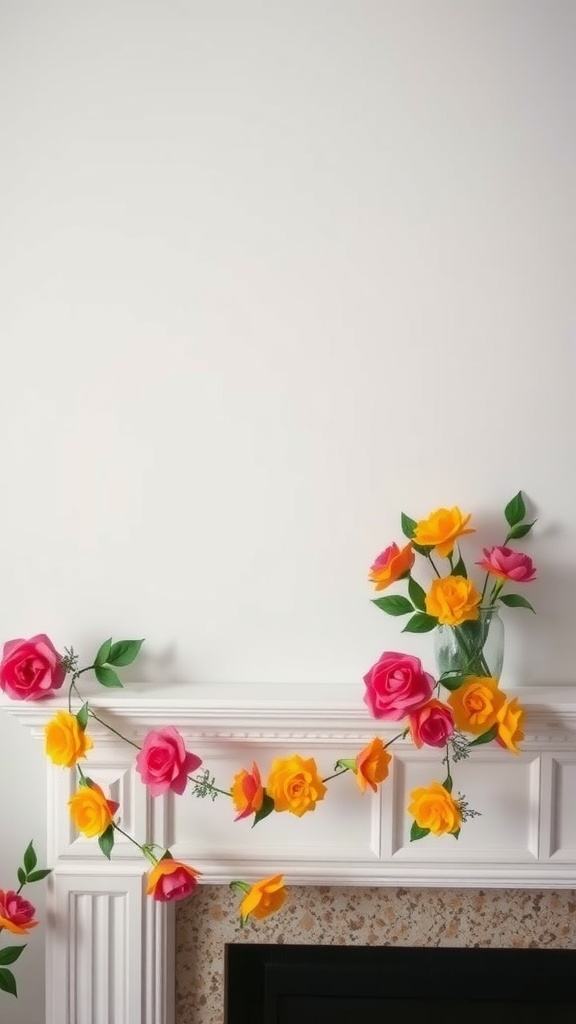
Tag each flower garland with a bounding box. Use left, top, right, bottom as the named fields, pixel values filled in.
left=0, top=492, right=537, bottom=998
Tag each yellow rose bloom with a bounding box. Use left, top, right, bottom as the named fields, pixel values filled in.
left=425, top=575, right=481, bottom=626
left=448, top=677, right=505, bottom=735
left=266, top=754, right=327, bottom=817
left=240, top=874, right=286, bottom=923
left=496, top=697, right=525, bottom=754
left=68, top=782, right=118, bottom=838
left=45, top=710, right=93, bottom=767
left=413, top=506, right=474, bottom=558
left=408, top=782, right=462, bottom=836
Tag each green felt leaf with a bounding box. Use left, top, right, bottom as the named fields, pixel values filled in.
left=372, top=595, right=414, bottom=616
left=410, top=822, right=431, bottom=842
left=504, top=491, right=526, bottom=528
left=107, top=639, right=144, bottom=667
left=402, top=612, right=437, bottom=633
left=94, top=665, right=123, bottom=689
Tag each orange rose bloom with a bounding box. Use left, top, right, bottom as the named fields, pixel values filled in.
left=369, top=543, right=415, bottom=591
left=408, top=782, right=462, bottom=836
left=45, top=710, right=93, bottom=767
left=239, top=874, right=286, bottom=923
left=448, top=677, right=505, bottom=735
left=266, top=754, right=327, bottom=817
left=68, top=782, right=119, bottom=838
left=496, top=697, right=525, bottom=754
left=355, top=737, right=392, bottom=793
left=413, top=507, right=474, bottom=558
left=231, top=762, right=264, bottom=821
left=425, top=576, right=481, bottom=626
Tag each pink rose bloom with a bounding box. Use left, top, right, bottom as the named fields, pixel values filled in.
left=409, top=699, right=455, bottom=749
left=0, top=889, right=38, bottom=935
left=363, top=652, right=435, bottom=721
left=146, top=858, right=201, bottom=903
left=0, top=634, right=66, bottom=701
left=135, top=726, right=202, bottom=797
left=476, top=546, right=537, bottom=582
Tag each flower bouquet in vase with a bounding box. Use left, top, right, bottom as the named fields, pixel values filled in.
left=364, top=492, right=537, bottom=839
left=370, top=492, right=536, bottom=686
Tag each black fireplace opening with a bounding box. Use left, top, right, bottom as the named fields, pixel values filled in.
left=225, top=943, right=576, bottom=1024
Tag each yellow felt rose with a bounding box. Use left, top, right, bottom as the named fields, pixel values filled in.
left=425, top=575, right=481, bottom=626
left=448, top=676, right=505, bottom=735
left=266, top=754, right=327, bottom=817
left=45, top=710, right=93, bottom=767
left=68, top=782, right=119, bottom=838
left=408, top=782, right=462, bottom=836
left=496, top=697, right=525, bottom=754
left=413, top=506, right=474, bottom=558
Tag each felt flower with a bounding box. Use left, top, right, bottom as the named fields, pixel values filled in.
left=363, top=652, right=435, bottom=721
left=369, top=542, right=415, bottom=591
left=135, top=726, right=202, bottom=797
left=413, top=507, right=474, bottom=558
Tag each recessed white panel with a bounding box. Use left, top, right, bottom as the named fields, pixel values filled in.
left=169, top=743, right=379, bottom=862
left=549, top=756, right=576, bottom=859
left=389, top=751, right=540, bottom=860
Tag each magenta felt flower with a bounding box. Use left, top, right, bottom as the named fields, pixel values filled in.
left=409, top=699, right=455, bottom=749
left=0, top=889, right=38, bottom=934
left=0, top=634, right=66, bottom=701
left=135, top=727, right=202, bottom=797
left=363, top=652, right=435, bottom=721
left=476, top=546, right=537, bottom=583
left=146, top=857, right=201, bottom=902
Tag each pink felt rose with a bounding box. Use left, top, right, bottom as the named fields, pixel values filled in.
left=135, top=726, right=202, bottom=797
left=0, top=634, right=66, bottom=701
left=146, top=858, right=201, bottom=902
left=0, top=889, right=38, bottom=935
left=363, top=651, right=435, bottom=721
left=476, top=546, right=537, bottom=582
left=409, top=699, right=455, bottom=749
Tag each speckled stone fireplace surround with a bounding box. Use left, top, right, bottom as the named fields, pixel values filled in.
left=175, top=885, right=576, bottom=1024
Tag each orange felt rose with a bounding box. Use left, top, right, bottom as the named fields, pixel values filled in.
left=425, top=576, right=481, bottom=626
left=68, top=782, right=119, bottom=838
left=408, top=782, right=462, bottom=836
left=266, top=754, right=327, bottom=817
left=496, top=697, right=525, bottom=754
left=146, top=858, right=201, bottom=902
left=239, top=874, right=286, bottom=923
left=355, top=737, right=392, bottom=793
left=45, top=710, right=93, bottom=767
left=413, top=507, right=474, bottom=558
left=369, top=543, right=415, bottom=591
left=231, top=762, right=264, bottom=821
left=447, top=677, right=505, bottom=735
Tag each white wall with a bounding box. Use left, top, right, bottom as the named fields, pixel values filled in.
left=1, top=2, right=575, bottom=1020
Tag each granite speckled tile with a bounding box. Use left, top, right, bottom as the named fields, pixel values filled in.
left=175, top=886, right=576, bottom=1023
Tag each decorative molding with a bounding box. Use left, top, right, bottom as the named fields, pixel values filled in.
left=3, top=682, right=576, bottom=1024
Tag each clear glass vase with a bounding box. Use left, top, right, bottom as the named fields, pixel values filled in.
left=434, top=607, right=505, bottom=681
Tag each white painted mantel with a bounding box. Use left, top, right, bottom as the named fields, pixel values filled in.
left=2, top=682, right=576, bottom=1024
